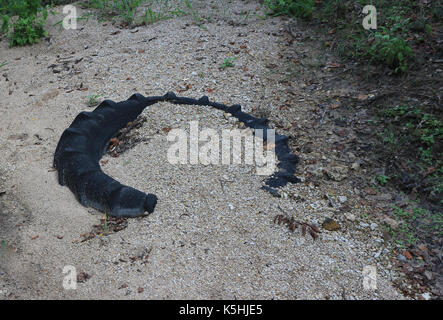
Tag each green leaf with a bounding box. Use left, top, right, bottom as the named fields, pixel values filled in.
left=398, top=52, right=403, bottom=62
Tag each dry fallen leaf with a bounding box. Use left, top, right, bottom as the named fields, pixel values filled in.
left=329, top=63, right=341, bottom=68
left=77, top=272, right=90, bottom=283
left=403, top=250, right=413, bottom=260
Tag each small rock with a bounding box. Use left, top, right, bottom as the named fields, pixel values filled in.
left=311, top=219, right=320, bottom=228
left=417, top=244, right=429, bottom=254
left=421, top=292, right=431, bottom=300
left=348, top=152, right=356, bottom=161
left=223, top=112, right=232, bottom=119
left=344, top=212, right=356, bottom=221
left=360, top=222, right=369, bottom=228
left=365, top=187, right=377, bottom=195
left=370, top=223, right=378, bottom=231
left=324, top=166, right=349, bottom=181
left=351, top=162, right=360, bottom=170
left=424, top=271, right=433, bottom=281
left=338, top=196, right=347, bottom=203
left=322, top=218, right=340, bottom=231
left=308, top=167, right=324, bottom=178
left=397, top=254, right=407, bottom=262
left=382, top=216, right=399, bottom=230
left=382, top=230, right=392, bottom=241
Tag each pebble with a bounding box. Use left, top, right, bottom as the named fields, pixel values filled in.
left=421, top=292, right=431, bottom=300
left=324, top=165, right=349, bottom=181
left=338, top=196, right=347, bottom=203
left=223, top=112, right=232, bottom=119
left=360, top=222, right=370, bottom=228
left=382, top=216, right=399, bottom=230
left=344, top=212, right=356, bottom=221
left=311, top=219, right=319, bottom=228
left=370, top=223, right=378, bottom=231
left=424, top=271, right=433, bottom=281
left=309, top=167, right=324, bottom=178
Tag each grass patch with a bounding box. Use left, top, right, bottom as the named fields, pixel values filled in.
left=219, top=57, right=236, bottom=70
left=370, top=104, right=443, bottom=204
left=80, top=0, right=150, bottom=24
left=85, top=94, right=102, bottom=107
left=386, top=205, right=443, bottom=249
left=261, top=0, right=441, bottom=74
left=79, top=0, right=199, bottom=26
left=264, top=0, right=315, bottom=19
left=376, top=175, right=390, bottom=186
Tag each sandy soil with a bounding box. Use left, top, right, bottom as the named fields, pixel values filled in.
left=0, top=1, right=407, bottom=299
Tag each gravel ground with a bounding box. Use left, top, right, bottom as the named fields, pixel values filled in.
left=0, top=1, right=406, bottom=299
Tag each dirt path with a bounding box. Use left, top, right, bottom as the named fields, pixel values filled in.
left=0, top=1, right=407, bottom=299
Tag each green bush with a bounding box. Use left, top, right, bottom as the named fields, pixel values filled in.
left=0, top=0, right=51, bottom=47
left=368, top=30, right=412, bottom=73
left=1, top=0, right=43, bottom=17
left=264, top=0, right=315, bottom=19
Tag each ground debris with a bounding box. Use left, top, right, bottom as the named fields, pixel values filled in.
left=273, top=213, right=320, bottom=240
left=92, top=216, right=128, bottom=237
left=107, top=115, right=148, bottom=157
